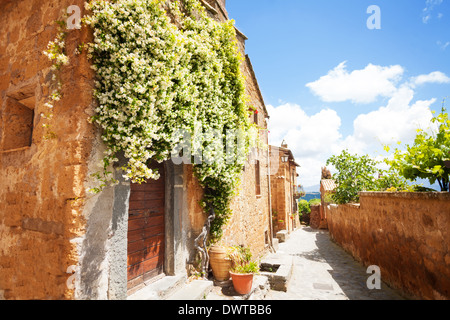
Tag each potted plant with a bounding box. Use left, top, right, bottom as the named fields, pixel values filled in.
left=228, top=246, right=260, bottom=295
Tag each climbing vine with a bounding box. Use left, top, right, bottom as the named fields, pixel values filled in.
left=82, top=0, right=256, bottom=242
left=42, top=18, right=70, bottom=139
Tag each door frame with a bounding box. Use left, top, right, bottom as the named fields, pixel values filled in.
left=77, top=158, right=189, bottom=300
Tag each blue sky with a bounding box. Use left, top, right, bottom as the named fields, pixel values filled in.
left=227, top=0, right=450, bottom=188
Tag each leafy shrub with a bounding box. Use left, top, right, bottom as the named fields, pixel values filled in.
left=308, top=198, right=321, bottom=206
left=227, top=246, right=259, bottom=274
left=298, top=200, right=311, bottom=215
left=388, top=106, right=450, bottom=192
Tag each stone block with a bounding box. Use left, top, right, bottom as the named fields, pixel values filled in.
left=276, top=230, right=289, bottom=243
left=22, top=218, right=64, bottom=235
left=260, top=253, right=293, bottom=292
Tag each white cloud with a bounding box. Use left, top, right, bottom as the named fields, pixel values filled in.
left=412, top=71, right=450, bottom=86
left=271, top=62, right=446, bottom=188
left=266, top=90, right=436, bottom=187
left=266, top=103, right=342, bottom=187
left=306, top=61, right=404, bottom=104
left=267, top=104, right=342, bottom=156
left=351, top=86, right=436, bottom=148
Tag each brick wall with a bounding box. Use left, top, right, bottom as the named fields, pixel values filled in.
left=222, top=149, right=270, bottom=258
left=185, top=153, right=270, bottom=260
left=327, top=192, right=450, bottom=300
left=0, top=0, right=95, bottom=300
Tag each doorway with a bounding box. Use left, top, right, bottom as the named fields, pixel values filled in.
left=127, top=162, right=166, bottom=293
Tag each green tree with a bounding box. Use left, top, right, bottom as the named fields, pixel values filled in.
left=388, top=105, right=450, bottom=192
left=326, top=150, right=379, bottom=204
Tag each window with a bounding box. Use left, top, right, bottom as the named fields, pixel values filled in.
left=1, top=83, right=35, bottom=152
left=253, top=110, right=258, bottom=125
left=255, top=160, right=261, bottom=196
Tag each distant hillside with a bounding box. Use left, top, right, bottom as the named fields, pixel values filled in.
left=300, top=192, right=321, bottom=202
left=302, top=179, right=439, bottom=194
left=299, top=180, right=439, bottom=204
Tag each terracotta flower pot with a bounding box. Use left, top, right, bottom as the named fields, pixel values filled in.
left=209, top=245, right=232, bottom=281
left=230, top=272, right=254, bottom=295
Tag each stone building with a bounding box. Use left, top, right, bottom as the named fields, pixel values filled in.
left=269, top=141, right=300, bottom=237
left=0, top=0, right=271, bottom=300
left=319, top=178, right=337, bottom=229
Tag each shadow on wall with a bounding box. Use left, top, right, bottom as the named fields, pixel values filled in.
left=297, top=227, right=407, bottom=300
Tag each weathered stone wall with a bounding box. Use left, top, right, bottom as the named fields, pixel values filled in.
left=184, top=152, right=270, bottom=261
left=271, top=174, right=287, bottom=234
left=0, top=0, right=96, bottom=300
left=184, top=116, right=271, bottom=260
left=309, top=205, right=321, bottom=229
left=221, top=148, right=270, bottom=259
left=201, top=0, right=228, bottom=21
left=0, top=0, right=272, bottom=300
left=327, top=192, right=450, bottom=300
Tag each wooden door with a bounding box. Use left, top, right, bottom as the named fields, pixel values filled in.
left=127, top=162, right=165, bottom=293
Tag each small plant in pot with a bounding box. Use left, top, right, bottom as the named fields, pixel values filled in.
left=228, top=246, right=260, bottom=295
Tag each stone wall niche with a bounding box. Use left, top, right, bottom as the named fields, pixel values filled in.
left=1, top=81, right=36, bottom=152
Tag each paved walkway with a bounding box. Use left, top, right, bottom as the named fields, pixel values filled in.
left=263, top=227, right=406, bottom=300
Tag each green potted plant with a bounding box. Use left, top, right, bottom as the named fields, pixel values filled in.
left=228, top=246, right=260, bottom=295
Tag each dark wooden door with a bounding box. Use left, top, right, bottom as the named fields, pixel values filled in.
left=127, top=162, right=165, bottom=293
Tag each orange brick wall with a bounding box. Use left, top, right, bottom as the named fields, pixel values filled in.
left=327, top=192, right=450, bottom=300
left=184, top=150, right=271, bottom=259
left=0, top=0, right=272, bottom=299
left=0, top=0, right=95, bottom=300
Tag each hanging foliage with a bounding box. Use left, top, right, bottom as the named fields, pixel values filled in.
left=82, top=0, right=256, bottom=242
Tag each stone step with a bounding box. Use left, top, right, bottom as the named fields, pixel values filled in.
left=248, top=275, right=271, bottom=300
left=127, top=275, right=186, bottom=300
left=166, top=280, right=214, bottom=300
left=205, top=275, right=270, bottom=300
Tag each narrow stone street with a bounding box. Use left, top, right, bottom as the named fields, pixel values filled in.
left=263, top=227, right=406, bottom=300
